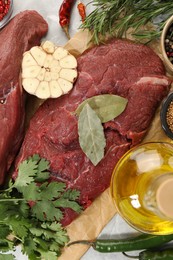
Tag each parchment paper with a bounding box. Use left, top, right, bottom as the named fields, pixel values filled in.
left=59, top=31, right=173, bottom=260
left=11, top=1, right=173, bottom=259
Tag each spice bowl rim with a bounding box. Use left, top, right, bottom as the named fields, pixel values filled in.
left=160, top=92, right=173, bottom=140
left=161, top=15, right=173, bottom=73
left=0, top=0, right=13, bottom=30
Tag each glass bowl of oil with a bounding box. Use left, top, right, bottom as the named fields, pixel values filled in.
left=111, top=142, right=173, bottom=235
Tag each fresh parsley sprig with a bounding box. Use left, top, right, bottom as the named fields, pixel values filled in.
left=0, top=154, right=82, bottom=259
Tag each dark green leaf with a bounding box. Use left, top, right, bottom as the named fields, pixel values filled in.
left=0, top=226, right=11, bottom=239
left=14, top=160, right=38, bottom=191
left=43, top=223, right=69, bottom=245
left=22, top=183, right=40, bottom=201
left=75, top=94, right=128, bottom=123
left=62, top=189, right=80, bottom=200
left=78, top=104, right=106, bottom=166
left=9, top=218, right=29, bottom=239
left=38, top=250, right=57, bottom=260
left=37, top=158, right=50, bottom=173
left=49, top=241, right=60, bottom=252
left=33, top=237, right=49, bottom=251
left=18, top=201, right=30, bottom=218
left=0, top=245, right=11, bottom=253
left=31, top=201, right=63, bottom=222
left=22, top=237, right=37, bottom=256
left=0, top=254, right=14, bottom=260
left=53, top=198, right=82, bottom=213
left=30, top=228, right=44, bottom=237
left=39, top=182, right=66, bottom=200
left=34, top=172, right=49, bottom=182
left=0, top=203, right=19, bottom=221
left=28, top=154, right=41, bottom=162
left=35, top=158, right=50, bottom=182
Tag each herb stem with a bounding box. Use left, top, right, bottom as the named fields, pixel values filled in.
left=0, top=198, right=25, bottom=202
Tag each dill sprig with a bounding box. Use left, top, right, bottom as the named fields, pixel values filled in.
left=81, top=0, right=173, bottom=44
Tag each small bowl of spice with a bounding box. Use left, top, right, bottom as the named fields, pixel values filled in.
left=160, top=92, right=173, bottom=139
left=161, top=15, right=173, bottom=74
left=0, top=0, right=13, bottom=29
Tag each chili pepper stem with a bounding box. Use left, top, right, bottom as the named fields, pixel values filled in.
left=122, top=252, right=138, bottom=259
left=67, top=240, right=95, bottom=247
left=62, top=25, right=70, bottom=39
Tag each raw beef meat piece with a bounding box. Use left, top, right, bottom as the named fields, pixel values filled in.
left=0, top=11, right=48, bottom=184
left=14, top=39, right=171, bottom=225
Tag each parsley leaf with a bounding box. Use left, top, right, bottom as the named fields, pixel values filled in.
left=62, top=189, right=80, bottom=200
left=37, top=182, right=66, bottom=200
left=53, top=198, right=82, bottom=213
left=22, top=183, right=40, bottom=201
left=0, top=254, right=15, bottom=260
left=14, top=159, right=38, bottom=191
left=37, top=250, right=57, bottom=260
left=8, top=217, right=29, bottom=239
left=35, top=158, right=50, bottom=182
left=31, top=201, right=63, bottom=222
left=0, top=154, right=82, bottom=259
left=0, top=226, right=11, bottom=240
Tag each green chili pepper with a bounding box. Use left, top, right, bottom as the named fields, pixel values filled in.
left=67, top=233, right=173, bottom=253
left=139, top=248, right=173, bottom=260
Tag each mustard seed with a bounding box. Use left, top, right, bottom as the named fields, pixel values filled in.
left=166, top=100, right=173, bottom=132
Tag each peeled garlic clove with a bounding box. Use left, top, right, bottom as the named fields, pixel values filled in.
left=44, top=54, right=54, bottom=68
left=22, top=65, right=41, bottom=78
left=22, top=52, right=38, bottom=68
left=42, top=41, right=55, bottom=54
left=58, top=78, right=73, bottom=94
left=23, top=78, right=39, bottom=94
left=49, top=80, right=63, bottom=98
left=60, top=69, right=78, bottom=82
left=30, top=46, right=47, bottom=66
left=51, top=72, right=59, bottom=80
left=36, top=81, right=50, bottom=99
left=44, top=71, right=52, bottom=82
left=60, top=55, right=77, bottom=69
left=50, top=60, right=60, bottom=68
left=37, top=68, right=46, bottom=81
left=50, top=66, right=61, bottom=74
left=53, top=47, right=68, bottom=60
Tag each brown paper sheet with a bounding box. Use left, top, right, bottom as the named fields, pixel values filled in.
left=59, top=188, right=116, bottom=260
left=27, top=29, right=173, bottom=260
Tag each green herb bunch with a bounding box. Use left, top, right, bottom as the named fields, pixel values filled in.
left=0, top=154, right=82, bottom=260
left=82, top=0, right=173, bottom=44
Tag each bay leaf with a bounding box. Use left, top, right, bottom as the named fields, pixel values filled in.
left=75, top=94, right=128, bottom=123
left=78, top=104, right=106, bottom=166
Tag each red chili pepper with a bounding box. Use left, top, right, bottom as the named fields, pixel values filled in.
left=77, top=1, right=86, bottom=23
left=59, top=0, right=76, bottom=39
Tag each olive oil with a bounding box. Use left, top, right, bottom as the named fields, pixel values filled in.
left=111, top=142, right=173, bottom=235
